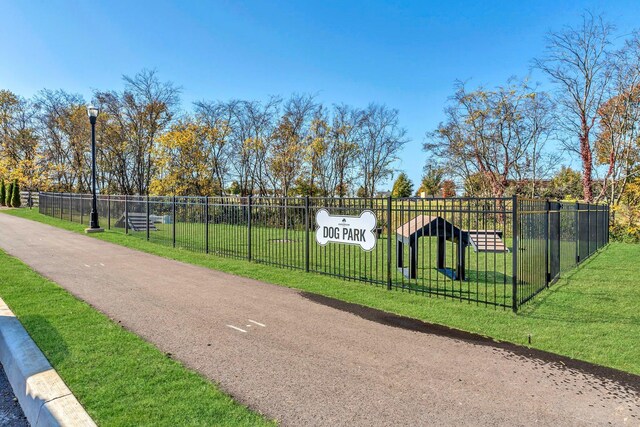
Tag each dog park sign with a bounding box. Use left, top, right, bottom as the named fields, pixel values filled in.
left=315, top=209, right=377, bottom=251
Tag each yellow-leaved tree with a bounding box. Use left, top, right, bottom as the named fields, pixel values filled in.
left=151, top=119, right=219, bottom=196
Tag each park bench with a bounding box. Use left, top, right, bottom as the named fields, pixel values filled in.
left=114, top=212, right=158, bottom=232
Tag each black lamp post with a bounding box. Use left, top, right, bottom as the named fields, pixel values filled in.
left=86, top=104, right=104, bottom=233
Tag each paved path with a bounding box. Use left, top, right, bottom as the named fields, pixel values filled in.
left=0, top=214, right=638, bottom=426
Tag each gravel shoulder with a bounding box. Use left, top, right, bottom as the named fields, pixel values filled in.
left=0, top=363, right=29, bottom=427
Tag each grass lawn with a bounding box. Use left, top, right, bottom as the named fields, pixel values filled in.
left=0, top=247, right=273, bottom=426
left=3, top=208, right=640, bottom=378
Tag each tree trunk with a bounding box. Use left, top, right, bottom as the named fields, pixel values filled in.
left=580, top=131, right=593, bottom=202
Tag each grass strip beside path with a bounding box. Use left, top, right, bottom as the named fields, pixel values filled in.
left=3, top=209, right=640, bottom=377
left=0, top=248, right=273, bottom=426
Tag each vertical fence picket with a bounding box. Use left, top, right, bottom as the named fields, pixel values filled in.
left=247, top=195, right=252, bottom=262
left=544, top=199, right=550, bottom=287
left=575, top=201, right=580, bottom=265
left=386, top=196, right=392, bottom=291
left=146, top=194, right=150, bottom=241
left=305, top=196, right=310, bottom=273
left=172, top=195, right=176, bottom=247
left=125, top=195, right=129, bottom=235
left=511, top=195, right=518, bottom=312
left=205, top=196, right=209, bottom=254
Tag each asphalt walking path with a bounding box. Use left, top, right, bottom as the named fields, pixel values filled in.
left=0, top=214, right=638, bottom=426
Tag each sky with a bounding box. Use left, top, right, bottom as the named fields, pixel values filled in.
left=2, top=0, right=640, bottom=190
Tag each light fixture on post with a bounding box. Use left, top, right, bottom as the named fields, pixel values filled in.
left=85, top=104, right=104, bottom=233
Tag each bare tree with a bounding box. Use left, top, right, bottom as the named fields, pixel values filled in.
left=245, top=97, right=281, bottom=195
left=330, top=104, right=363, bottom=196
left=534, top=13, right=614, bottom=201
left=358, top=104, right=408, bottom=197
left=425, top=79, right=555, bottom=199
left=94, top=69, right=180, bottom=195
left=193, top=100, right=236, bottom=194
left=269, top=94, right=318, bottom=196
left=223, top=97, right=280, bottom=196
left=34, top=89, right=90, bottom=191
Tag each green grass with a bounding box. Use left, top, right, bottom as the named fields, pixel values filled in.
left=3, top=208, right=640, bottom=378
left=0, top=247, right=273, bottom=426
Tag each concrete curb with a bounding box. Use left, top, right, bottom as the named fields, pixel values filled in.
left=0, top=298, right=96, bottom=427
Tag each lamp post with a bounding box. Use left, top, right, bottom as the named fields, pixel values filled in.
left=85, top=104, right=103, bottom=233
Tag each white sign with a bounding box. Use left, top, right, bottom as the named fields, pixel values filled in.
left=315, top=209, right=377, bottom=251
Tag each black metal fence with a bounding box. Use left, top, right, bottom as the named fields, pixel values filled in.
left=38, top=192, right=609, bottom=311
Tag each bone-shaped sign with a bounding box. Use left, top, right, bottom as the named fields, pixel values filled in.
left=315, top=209, right=377, bottom=251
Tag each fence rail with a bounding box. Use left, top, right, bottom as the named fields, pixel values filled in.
left=38, top=192, right=609, bottom=311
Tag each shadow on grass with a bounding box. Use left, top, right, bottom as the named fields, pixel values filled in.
left=19, top=315, right=69, bottom=366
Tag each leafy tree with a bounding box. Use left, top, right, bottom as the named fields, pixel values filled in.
left=356, top=186, right=367, bottom=198
left=10, top=179, right=20, bottom=207
left=151, top=118, right=221, bottom=196
left=594, top=32, right=640, bottom=204
left=416, top=166, right=444, bottom=197
left=227, top=181, right=241, bottom=195
left=463, top=172, right=492, bottom=197
left=391, top=173, right=413, bottom=198
left=544, top=166, right=583, bottom=200
left=441, top=180, right=456, bottom=198
left=5, top=181, right=12, bottom=206
left=0, top=179, right=5, bottom=206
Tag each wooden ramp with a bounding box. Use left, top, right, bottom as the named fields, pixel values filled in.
left=115, top=212, right=158, bottom=232
left=466, top=230, right=509, bottom=253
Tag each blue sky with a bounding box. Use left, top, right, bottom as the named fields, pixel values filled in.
left=2, top=0, right=640, bottom=189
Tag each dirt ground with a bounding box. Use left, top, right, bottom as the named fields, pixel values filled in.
left=0, top=214, right=638, bottom=426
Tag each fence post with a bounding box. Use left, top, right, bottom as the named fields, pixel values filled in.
left=205, top=196, right=209, bottom=254
left=386, top=196, right=392, bottom=291
left=125, top=194, right=129, bottom=235
left=544, top=199, right=550, bottom=287
left=511, top=195, right=518, bottom=313
left=305, top=195, right=310, bottom=272
left=604, top=203, right=611, bottom=245
left=575, top=201, right=579, bottom=265
left=107, top=194, right=111, bottom=230
left=587, top=203, right=591, bottom=256
left=71, top=194, right=75, bottom=223
left=172, top=195, right=176, bottom=247
left=247, top=195, right=252, bottom=262
left=60, top=193, right=63, bottom=220
left=595, top=205, right=600, bottom=251
left=146, top=194, right=150, bottom=241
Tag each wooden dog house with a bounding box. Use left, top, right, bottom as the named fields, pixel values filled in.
left=396, top=215, right=508, bottom=280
